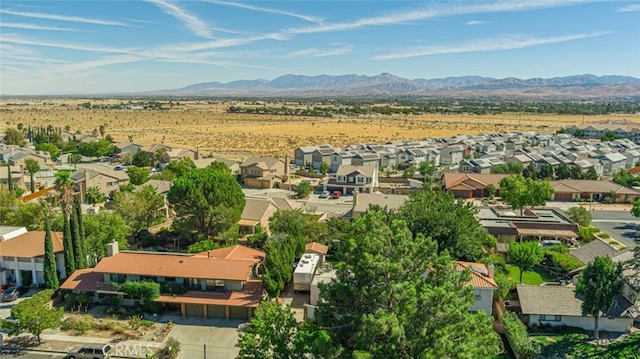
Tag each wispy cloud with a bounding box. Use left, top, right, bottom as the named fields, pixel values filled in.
left=372, top=31, right=613, bottom=60
left=284, top=45, right=353, bottom=58
left=0, top=22, right=82, bottom=31
left=466, top=20, right=489, bottom=26
left=205, top=0, right=323, bottom=23
left=0, top=9, right=126, bottom=26
left=146, top=0, right=213, bottom=38
left=1, top=34, right=139, bottom=55
left=285, top=0, right=591, bottom=35
left=616, top=4, right=640, bottom=12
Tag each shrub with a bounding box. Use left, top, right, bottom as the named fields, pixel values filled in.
left=145, top=301, right=164, bottom=315
left=160, top=282, right=187, bottom=296
left=545, top=251, right=583, bottom=275
left=599, top=232, right=610, bottom=239
left=482, top=254, right=508, bottom=275
left=129, top=315, right=144, bottom=330
left=150, top=337, right=181, bottom=359
left=61, top=315, right=94, bottom=335
left=578, top=226, right=600, bottom=243
left=115, top=281, right=161, bottom=304
left=503, top=311, right=540, bottom=359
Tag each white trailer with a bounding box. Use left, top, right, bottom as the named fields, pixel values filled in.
left=293, top=253, right=320, bottom=292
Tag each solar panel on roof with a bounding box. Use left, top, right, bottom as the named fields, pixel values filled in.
left=470, top=265, right=487, bottom=276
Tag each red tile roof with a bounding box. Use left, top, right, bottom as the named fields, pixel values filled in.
left=0, top=231, right=64, bottom=258
left=156, top=281, right=263, bottom=307
left=193, top=245, right=265, bottom=263
left=305, top=242, right=328, bottom=255
left=93, top=252, right=254, bottom=281
left=443, top=173, right=508, bottom=190
left=458, top=261, right=498, bottom=289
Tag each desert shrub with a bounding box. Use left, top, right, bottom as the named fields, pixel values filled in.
left=545, top=251, right=583, bottom=274
left=141, top=319, right=154, bottom=327
left=93, top=318, right=117, bottom=331
left=129, top=315, right=144, bottom=330
left=61, top=315, right=94, bottom=335
left=150, top=337, right=181, bottom=359
left=503, top=311, right=540, bottom=359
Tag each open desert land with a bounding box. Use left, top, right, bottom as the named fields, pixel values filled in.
left=2, top=99, right=639, bottom=160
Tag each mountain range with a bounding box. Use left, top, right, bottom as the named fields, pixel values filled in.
left=150, top=74, right=640, bottom=100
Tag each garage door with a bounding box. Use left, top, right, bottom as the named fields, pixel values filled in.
left=554, top=193, right=573, bottom=201
left=229, top=306, right=249, bottom=320
left=185, top=304, right=204, bottom=317
left=207, top=305, right=226, bottom=318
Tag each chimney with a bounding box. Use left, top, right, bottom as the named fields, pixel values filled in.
left=487, top=263, right=494, bottom=279
left=195, top=146, right=200, bottom=160
left=106, top=241, right=119, bottom=257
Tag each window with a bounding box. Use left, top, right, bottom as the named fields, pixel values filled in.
left=474, top=290, right=482, bottom=300
left=357, top=177, right=364, bottom=183
left=540, top=315, right=561, bottom=322
left=4, top=256, right=15, bottom=261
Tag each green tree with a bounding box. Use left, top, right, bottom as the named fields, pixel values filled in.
left=262, top=234, right=296, bottom=297
left=35, top=143, right=60, bottom=161
left=403, top=165, right=416, bottom=178
left=165, top=157, right=197, bottom=178
left=43, top=215, right=59, bottom=290
left=418, top=160, right=436, bottom=186
left=206, top=160, right=230, bottom=175
left=113, top=185, right=165, bottom=235
left=54, top=172, right=75, bottom=216
left=83, top=212, right=130, bottom=264
left=99, top=124, right=106, bottom=138
left=585, top=166, right=599, bottom=180
left=62, top=212, right=75, bottom=277
left=601, top=130, right=618, bottom=142
left=316, top=211, right=499, bottom=357
left=396, top=189, right=491, bottom=260
left=3, top=290, right=63, bottom=344
left=167, top=167, right=245, bottom=238
left=85, top=186, right=105, bottom=205
left=555, top=163, right=572, bottom=180
left=23, top=158, right=41, bottom=193
left=78, top=139, right=114, bottom=160
left=238, top=301, right=298, bottom=358
left=269, top=209, right=328, bottom=256
left=568, top=206, right=593, bottom=227
left=319, top=161, right=330, bottom=175
left=72, top=196, right=87, bottom=269
left=485, top=184, right=497, bottom=199
left=538, top=164, right=555, bottom=180
left=127, top=166, right=150, bottom=185
left=68, top=153, right=82, bottom=169
left=3, top=128, right=27, bottom=146
left=295, top=182, right=312, bottom=199
left=575, top=256, right=624, bottom=340
left=499, top=175, right=554, bottom=215
left=507, top=241, right=545, bottom=283
left=132, top=150, right=152, bottom=167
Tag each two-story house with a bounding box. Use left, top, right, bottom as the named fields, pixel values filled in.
left=440, top=145, right=465, bottom=165
left=311, top=148, right=336, bottom=171
left=326, top=165, right=379, bottom=194
left=0, top=226, right=67, bottom=287
left=458, top=262, right=498, bottom=315
left=240, top=157, right=286, bottom=188
left=61, top=243, right=265, bottom=319
left=294, top=145, right=333, bottom=168
left=599, top=153, right=627, bottom=175
left=71, top=168, right=130, bottom=203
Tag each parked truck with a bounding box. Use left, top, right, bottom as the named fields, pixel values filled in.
left=293, top=253, right=320, bottom=292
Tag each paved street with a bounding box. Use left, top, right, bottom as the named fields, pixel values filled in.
left=243, top=188, right=353, bottom=218
left=0, top=352, right=64, bottom=359
left=591, top=210, right=640, bottom=249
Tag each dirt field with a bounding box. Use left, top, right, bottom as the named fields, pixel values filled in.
left=2, top=99, right=639, bottom=160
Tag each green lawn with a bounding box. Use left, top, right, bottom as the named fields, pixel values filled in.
left=506, top=264, right=556, bottom=285
left=532, top=333, right=640, bottom=359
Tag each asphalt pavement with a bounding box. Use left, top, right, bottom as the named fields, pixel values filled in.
left=0, top=352, right=64, bottom=359
left=591, top=210, right=640, bottom=249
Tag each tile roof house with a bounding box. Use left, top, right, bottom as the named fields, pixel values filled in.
left=516, top=284, right=634, bottom=333
left=71, top=168, right=130, bottom=203
left=0, top=227, right=68, bottom=287
left=550, top=179, right=640, bottom=203
left=458, top=262, right=498, bottom=315
left=443, top=173, right=508, bottom=199
left=60, top=243, right=265, bottom=319
left=240, top=157, right=286, bottom=189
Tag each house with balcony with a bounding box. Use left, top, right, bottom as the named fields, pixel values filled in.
left=0, top=226, right=67, bottom=287
left=60, top=243, right=265, bottom=319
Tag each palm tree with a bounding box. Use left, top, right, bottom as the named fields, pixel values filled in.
left=54, top=172, right=75, bottom=216
left=24, top=158, right=41, bottom=193
left=86, top=186, right=105, bottom=205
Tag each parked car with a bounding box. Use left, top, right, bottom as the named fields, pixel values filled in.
left=319, top=191, right=330, bottom=198
left=331, top=191, right=342, bottom=199
left=2, top=287, right=26, bottom=302
left=114, top=165, right=123, bottom=171
left=66, top=344, right=112, bottom=359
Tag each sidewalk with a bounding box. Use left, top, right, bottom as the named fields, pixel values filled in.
left=2, top=332, right=165, bottom=358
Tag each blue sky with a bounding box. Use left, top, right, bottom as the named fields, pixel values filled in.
left=1, top=0, right=639, bottom=95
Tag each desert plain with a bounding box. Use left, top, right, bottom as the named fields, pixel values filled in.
left=2, top=98, right=639, bottom=160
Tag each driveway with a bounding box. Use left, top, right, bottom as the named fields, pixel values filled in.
left=0, top=289, right=38, bottom=319
left=163, top=317, right=244, bottom=359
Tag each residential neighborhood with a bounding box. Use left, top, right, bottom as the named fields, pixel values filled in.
left=1, top=124, right=640, bottom=359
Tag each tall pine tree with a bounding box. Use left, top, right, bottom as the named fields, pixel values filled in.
left=43, top=215, right=59, bottom=290
left=69, top=200, right=87, bottom=269
left=62, top=212, right=76, bottom=277
left=72, top=196, right=87, bottom=269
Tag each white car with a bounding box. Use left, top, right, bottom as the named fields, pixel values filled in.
left=319, top=191, right=331, bottom=198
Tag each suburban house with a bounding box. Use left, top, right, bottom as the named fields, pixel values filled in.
left=330, top=151, right=354, bottom=173
left=193, top=157, right=240, bottom=177
left=71, top=168, right=131, bottom=203
left=238, top=197, right=302, bottom=235
left=569, top=239, right=620, bottom=266
left=613, top=251, right=640, bottom=324
left=567, top=120, right=640, bottom=143
left=0, top=226, right=67, bottom=287
left=240, top=157, right=286, bottom=189
left=443, top=173, right=507, bottom=199
left=162, top=147, right=197, bottom=163
left=113, top=141, right=141, bottom=155
left=294, top=145, right=333, bottom=168
left=326, top=165, right=379, bottom=195
left=599, top=153, right=627, bottom=175
left=0, top=165, right=25, bottom=189
left=60, top=243, right=265, bottom=319
left=440, top=145, right=465, bottom=165
left=311, top=148, right=336, bottom=170
left=8, top=150, right=51, bottom=167
left=550, top=179, right=640, bottom=203
left=458, top=261, right=498, bottom=315
left=516, top=284, right=634, bottom=333
left=140, top=144, right=171, bottom=165
left=476, top=207, right=579, bottom=243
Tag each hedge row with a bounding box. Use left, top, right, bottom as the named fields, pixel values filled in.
left=502, top=311, right=540, bottom=359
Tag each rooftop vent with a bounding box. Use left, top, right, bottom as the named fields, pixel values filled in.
left=179, top=259, right=185, bottom=263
